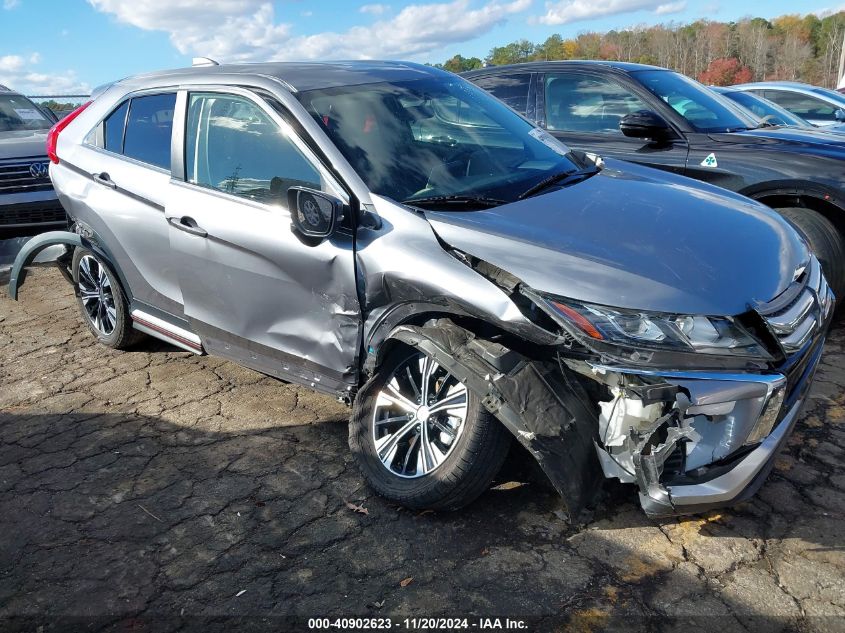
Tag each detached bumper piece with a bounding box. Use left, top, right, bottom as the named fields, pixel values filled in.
left=390, top=319, right=604, bottom=518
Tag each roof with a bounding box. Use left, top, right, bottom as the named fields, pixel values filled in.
left=0, top=84, right=18, bottom=93
left=114, top=60, right=450, bottom=93
left=463, top=60, right=668, bottom=77
left=730, top=81, right=816, bottom=91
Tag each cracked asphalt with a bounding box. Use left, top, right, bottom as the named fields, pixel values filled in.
left=1, top=269, right=844, bottom=632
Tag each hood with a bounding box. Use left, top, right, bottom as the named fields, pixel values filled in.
left=0, top=129, right=49, bottom=160
left=713, top=125, right=845, bottom=149
left=425, top=159, right=808, bottom=316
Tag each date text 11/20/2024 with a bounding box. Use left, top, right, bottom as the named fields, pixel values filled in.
left=308, top=618, right=528, bottom=630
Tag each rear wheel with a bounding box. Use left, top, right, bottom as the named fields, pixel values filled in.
left=72, top=247, right=142, bottom=349
left=777, top=207, right=845, bottom=303
left=349, top=346, right=511, bottom=511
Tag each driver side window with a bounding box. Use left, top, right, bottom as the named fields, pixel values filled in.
left=185, top=93, right=323, bottom=206
left=544, top=73, right=647, bottom=133
left=765, top=91, right=837, bottom=122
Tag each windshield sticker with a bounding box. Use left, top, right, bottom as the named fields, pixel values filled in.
left=528, top=128, right=570, bottom=155
left=700, top=153, right=718, bottom=168
left=13, top=108, right=45, bottom=121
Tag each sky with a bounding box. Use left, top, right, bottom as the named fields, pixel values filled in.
left=0, top=0, right=839, bottom=96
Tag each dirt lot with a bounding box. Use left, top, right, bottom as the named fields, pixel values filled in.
left=1, top=269, right=844, bottom=632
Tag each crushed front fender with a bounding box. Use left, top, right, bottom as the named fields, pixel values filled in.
left=388, top=318, right=603, bottom=518
left=8, top=230, right=81, bottom=300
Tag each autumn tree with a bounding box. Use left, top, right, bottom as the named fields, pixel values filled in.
left=698, top=58, right=754, bottom=85
left=462, top=10, right=845, bottom=87
left=442, top=54, right=483, bottom=73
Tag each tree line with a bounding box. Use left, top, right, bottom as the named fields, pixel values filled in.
left=437, top=12, right=845, bottom=87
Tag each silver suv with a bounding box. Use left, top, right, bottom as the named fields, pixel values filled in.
left=9, top=61, right=834, bottom=517
left=0, top=84, right=66, bottom=231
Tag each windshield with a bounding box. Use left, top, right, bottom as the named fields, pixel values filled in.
left=295, top=77, right=583, bottom=205
left=0, top=94, right=52, bottom=132
left=722, top=90, right=808, bottom=128
left=632, top=70, right=758, bottom=133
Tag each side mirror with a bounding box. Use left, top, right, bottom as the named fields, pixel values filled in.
left=835, top=108, right=845, bottom=122
left=619, top=110, right=673, bottom=140
left=288, top=186, right=343, bottom=239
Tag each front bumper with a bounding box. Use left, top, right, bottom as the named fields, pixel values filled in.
left=602, top=335, right=825, bottom=518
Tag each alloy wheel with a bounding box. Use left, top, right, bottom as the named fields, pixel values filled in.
left=77, top=254, right=117, bottom=336
left=372, top=353, right=468, bottom=478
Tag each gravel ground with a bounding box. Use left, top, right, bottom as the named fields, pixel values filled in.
left=1, top=269, right=844, bottom=632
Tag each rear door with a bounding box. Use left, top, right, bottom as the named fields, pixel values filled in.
left=538, top=71, right=689, bottom=175
left=166, top=88, right=360, bottom=393
left=79, top=92, right=184, bottom=316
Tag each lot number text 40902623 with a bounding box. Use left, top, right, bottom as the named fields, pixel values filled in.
left=308, top=617, right=528, bottom=630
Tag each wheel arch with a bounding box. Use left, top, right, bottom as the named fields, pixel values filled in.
left=362, top=302, right=545, bottom=383
left=741, top=181, right=845, bottom=237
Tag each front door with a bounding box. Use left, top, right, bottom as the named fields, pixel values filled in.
left=540, top=71, right=689, bottom=175
left=166, top=90, right=360, bottom=393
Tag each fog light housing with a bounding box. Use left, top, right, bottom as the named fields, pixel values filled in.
left=745, top=386, right=785, bottom=445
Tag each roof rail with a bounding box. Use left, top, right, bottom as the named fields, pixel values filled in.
left=192, top=57, right=220, bottom=67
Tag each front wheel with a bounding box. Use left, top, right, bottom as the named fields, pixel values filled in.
left=777, top=207, right=845, bottom=303
left=349, top=346, right=511, bottom=511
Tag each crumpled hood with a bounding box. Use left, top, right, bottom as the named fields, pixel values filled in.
left=0, top=129, right=49, bottom=160
left=425, top=159, right=808, bottom=316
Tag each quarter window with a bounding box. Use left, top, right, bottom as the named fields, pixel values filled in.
left=122, top=93, right=176, bottom=170
left=473, top=73, right=532, bottom=115
left=184, top=93, right=323, bottom=205
left=103, top=100, right=129, bottom=153
left=544, top=73, right=647, bottom=133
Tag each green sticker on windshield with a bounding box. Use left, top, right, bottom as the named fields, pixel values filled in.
left=700, top=153, right=718, bottom=168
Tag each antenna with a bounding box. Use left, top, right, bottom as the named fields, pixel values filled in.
left=192, top=57, right=220, bottom=67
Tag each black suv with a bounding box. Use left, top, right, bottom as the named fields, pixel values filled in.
left=0, top=84, right=67, bottom=233
left=465, top=62, right=845, bottom=301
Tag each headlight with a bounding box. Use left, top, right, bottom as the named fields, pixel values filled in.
left=540, top=295, right=772, bottom=363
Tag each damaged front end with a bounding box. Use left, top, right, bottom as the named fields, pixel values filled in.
left=384, top=252, right=833, bottom=519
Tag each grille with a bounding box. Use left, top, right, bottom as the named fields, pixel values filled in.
left=0, top=201, right=66, bottom=226
left=758, top=257, right=834, bottom=355
left=0, top=156, right=53, bottom=194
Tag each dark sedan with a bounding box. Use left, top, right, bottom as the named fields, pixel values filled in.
left=465, top=62, right=845, bottom=301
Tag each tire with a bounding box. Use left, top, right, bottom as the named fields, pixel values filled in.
left=349, top=345, right=511, bottom=511
left=777, top=207, right=845, bottom=303
left=72, top=247, right=142, bottom=350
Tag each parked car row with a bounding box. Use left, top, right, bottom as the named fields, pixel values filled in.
left=6, top=58, right=837, bottom=520
left=464, top=63, right=845, bottom=301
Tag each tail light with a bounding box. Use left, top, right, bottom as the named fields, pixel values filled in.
left=46, top=101, right=92, bottom=164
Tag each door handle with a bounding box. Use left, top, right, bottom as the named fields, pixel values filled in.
left=92, top=172, right=116, bottom=189
left=168, top=215, right=208, bottom=238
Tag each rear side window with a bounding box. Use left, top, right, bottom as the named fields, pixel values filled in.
left=184, top=92, right=322, bottom=205
left=473, top=73, right=532, bottom=115
left=103, top=100, right=129, bottom=153
left=122, top=94, right=176, bottom=169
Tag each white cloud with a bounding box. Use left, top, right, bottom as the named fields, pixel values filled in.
left=3, top=0, right=21, bottom=10
left=88, top=0, right=531, bottom=62
left=0, top=53, right=90, bottom=95
left=360, top=3, right=390, bottom=14
left=537, top=0, right=669, bottom=25
left=655, top=0, right=685, bottom=14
